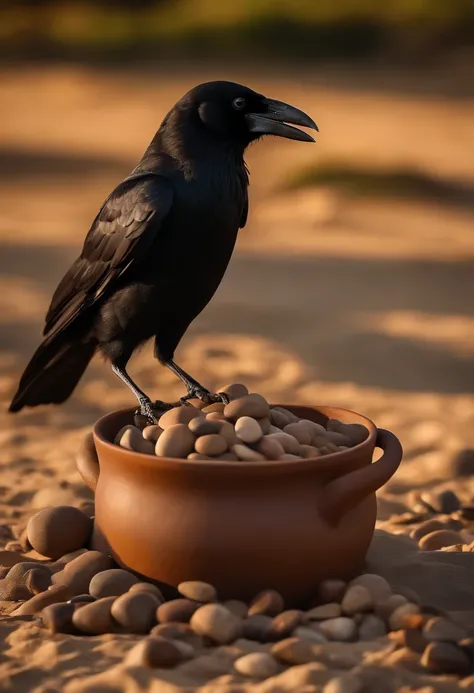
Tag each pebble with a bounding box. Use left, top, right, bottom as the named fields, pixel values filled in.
left=272, top=407, right=300, bottom=424
left=218, top=421, right=239, bottom=447
left=72, top=596, right=116, bottom=635
left=125, top=636, right=184, bottom=668
left=293, top=626, right=328, bottom=643
left=339, top=423, right=369, bottom=446
left=221, top=383, right=249, bottom=400
left=190, top=603, right=243, bottom=644
left=258, top=418, right=271, bottom=435
left=306, top=603, right=342, bottom=620
left=27, top=506, right=92, bottom=560
left=24, top=567, right=52, bottom=595
left=269, top=409, right=291, bottom=429
left=421, top=641, right=471, bottom=676
left=325, top=431, right=353, bottom=447
left=401, top=626, right=428, bottom=654
left=218, top=452, right=239, bottom=461
left=249, top=589, right=285, bottom=617
left=420, top=490, right=461, bottom=514
left=279, top=454, right=303, bottom=461
left=202, top=402, right=225, bottom=414
left=151, top=622, right=205, bottom=649
left=375, top=594, right=408, bottom=621
left=52, top=550, right=114, bottom=595
left=299, top=445, right=321, bottom=458
left=11, top=584, right=72, bottom=615
left=423, top=617, right=467, bottom=642
left=389, top=603, right=421, bottom=630
left=410, top=519, right=446, bottom=541
left=128, top=582, right=164, bottom=601
left=317, top=579, right=347, bottom=603
left=205, top=412, right=226, bottom=422
left=235, top=416, right=263, bottom=444
left=0, top=578, right=30, bottom=601
left=323, top=674, right=364, bottom=693
left=76, top=432, right=100, bottom=493
left=195, top=434, right=228, bottom=457
left=267, top=610, right=303, bottom=640
left=142, top=425, right=163, bottom=443
left=42, top=602, right=76, bottom=634
left=234, top=652, right=280, bottom=679
left=89, top=569, right=139, bottom=598
left=283, top=423, right=312, bottom=445
left=111, top=591, right=159, bottom=634
left=187, top=453, right=212, bottom=460
left=224, top=394, right=270, bottom=421
left=115, top=425, right=155, bottom=454
left=242, top=614, right=273, bottom=642
left=265, top=432, right=300, bottom=455
left=223, top=600, right=248, bottom=618
left=350, top=574, right=392, bottom=602
left=341, top=585, right=373, bottom=615
left=255, top=437, right=285, bottom=461
left=358, top=614, right=387, bottom=640
left=178, top=580, right=217, bottom=603
left=159, top=406, right=202, bottom=429
left=155, top=424, right=196, bottom=458
left=318, top=617, right=357, bottom=642
left=157, top=598, right=200, bottom=623
left=232, top=444, right=265, bottom=462
left=188, top=417, right=222, bottom=436
left=69, top=594, right=96, bottom=604
left=271, top=637, right=316, bottom=665
left=418, top=529, right=464, bottom=550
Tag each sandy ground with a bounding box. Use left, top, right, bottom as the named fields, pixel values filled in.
left=1, top=64, right=474, bottom=691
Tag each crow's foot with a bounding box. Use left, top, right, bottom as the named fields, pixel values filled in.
left=135, top=398, right=160, bottom=425
left=179, top=386, right=230, bottom=407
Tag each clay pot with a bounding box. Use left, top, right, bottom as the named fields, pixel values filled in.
left=91, top=406, right=402, bottom=605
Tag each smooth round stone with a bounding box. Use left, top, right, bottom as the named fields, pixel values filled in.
left=190, top=603, right=243, bottom=644
left=258, top=418, right=271, bottom=435
left=318, top=617, right=357, bottom=641
left=257, top=436, right=285, bottom=460
left=388, top=603, right=420, bottom=630
left=341, top=585, right=373, bottom=615
left=423, top=617, right=467, bottom=642
left=224, top=394, right=270, bottom=421
left=24, top=568, right=51, bottom=595
left=269, top=409, right=291, bottom=429
left=293, top=626, right=327, bottom=644
left=27, top=506, right=92, bottom=560
left=375, top=594, right=408, bottom=621
left=267, top=610, right=303, bottom=640
left=232, top=444, right=265, bottom=462
left=71, top=596, right=116, bottom=635
left=142, top=425, right=164, bottom=443
left=159, top=406, right=202, bottom=429
left=420, top=490, right=461, bottom=514
left=242, top=614, right=273, bottom=642
left=128, top=582, right=164, bottom=601
left=271, top=637, right=316, bottom=665
left=220, top=383, right=249, bottom=400
left=42, top=602, right=76, bottom=634
left=115, top=425, right=155, bottom=454
left=187, top=453, right=212, bottom=460
left=272, top=407, right=299, bottom=424
left=52, top=551, right=114, bottom=595
left=235, top=416, right=263, bottom=444
left=283, top=423, right=312, bottom=446
left=205, top=412, right=226, bottom=422
left=279, top=454, right=303, bottom=461
left=234, top=652, right=280, bottom=679
left=156, top=598, right=200, bottom=624
left=317, top=579, right=347, bottom=603
left=218, top=452, right=239, bottom=461
left=202, top=402, right=226, bottom=414
left=265, top=432, right=300, bottom=455
left=195, top=434, right=228, bottom=456
left=188, top=417, right=222, bottom=436
left=124, top=636, right=184, bottom=668
left=358, top=614, right=387, bottom=640
left=421, top=642, right=471, bottom=676
left=150, top=622, right=205, bottom=649
left=178, top=580, right=217, bottom=603
left=249, top=589, right=285, bottom=617
left=11, top=584, right=72, bottom=616
left=89, top=569, right=139, bottom=598
left=410, top=519, right=446, bottom=542
left=338, top=423, right=368, bottom=446
left=68, top=594, right=96, bottom=604
left=299, top=445, right=321, bottom=459
left=223, top=600, right=248, bottom=618
left=111, top=592, right=159, bottom=634
left=306, top=603, right=341, bottom=621
left=418, top=529, right=464, bottom=550
left=218, top=421, right=239, bottom=447
left=155, top=424, right=196, bottom=458
left=325, top=431, right=353, bottom=447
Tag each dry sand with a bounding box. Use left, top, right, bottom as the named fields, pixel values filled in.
left=1, top=64, right=474, bottom=691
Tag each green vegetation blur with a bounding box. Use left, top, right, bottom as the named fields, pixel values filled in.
left=1, top=0, right=473, bottom=62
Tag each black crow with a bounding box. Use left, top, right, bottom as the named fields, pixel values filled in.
left=9, top=81, right=317, bottom=423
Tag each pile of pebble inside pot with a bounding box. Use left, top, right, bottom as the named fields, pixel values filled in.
left=114, top=384, right=369, bottom=461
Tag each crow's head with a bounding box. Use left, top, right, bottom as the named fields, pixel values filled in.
left=177, top=81, right=318, bottom=147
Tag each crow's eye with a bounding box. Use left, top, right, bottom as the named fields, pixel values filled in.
left=232, top=97, right=246, bottom=111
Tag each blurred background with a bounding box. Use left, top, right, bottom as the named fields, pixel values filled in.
left=0, top=0, right=474, bottom=514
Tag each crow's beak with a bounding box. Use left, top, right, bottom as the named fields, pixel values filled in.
left=246, top=98, right=318, bottom=142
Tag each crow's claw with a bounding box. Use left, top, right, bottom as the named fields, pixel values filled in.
left=180, top=387, right=230, bottom=407
left=136, top=399, right=160, bottom=425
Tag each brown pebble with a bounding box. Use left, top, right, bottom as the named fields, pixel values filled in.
left=220, top=383, right=249, bottom=400
left=24, top=568, right=52, bottom=595
left=317, top=579, right=347, bottom=603
left=234, top=652, right=280, bottom=679
left=150, top=622, right=205, bottom=649
left=72, top=596, right=116, bottom=635
left=350, top=574, right=392, bottom=602
left=188, top=417, right=222, bottom=436
left=242, top=614, right=273, bottom=642
left=205, top=412, right=226, bottom=421
left=68, top=594, right=96, bottom=604
left=421, top=641, right=471, bottom=676
left=279, top=454, right=303, bottom=461
left=155, top=424, right=196, bottom=458
left=267, top=610, right=303, bottom=640
left=272, top=407, right=300, bottom=423
left=283, top=423, right=312, bottom=445
left=421, top=489, right=461, bottom=514
left=324, top=675, right=364, bottom=693
left=423, top=617, right=467, bottom=642
left=299, top=419, right=328, bottom=436
left=265, top=432, right=300, bottom=455
left=218, top=421, right=239, bottom=446
left=325, top=431, right=353, bottom=447
left=125, top=636, right=184, bottom=668
left=190, top=603, right=242, bottom=644
left=76, top=431, right=100, bottom=493
left=410, top=519, right=446, bottom=541
left=257, top=436, right=285, bottom=460
left=11, top=584, right=72, bottom=616
left=341, top=585, right=373, bottom=615
left=232, top=444, right=265, bottom=462
left=223, top=600, right=248, bottom=618
left=111, top=591, right=159, bottom=634
left=224, top=394, right=270, bottom=421
left=306, top=603, right=341, bottom=620
left=235, top=416, right=263, bottom=444
left=159, top=406, right=202, bottom=429
left=52, top=550, right=114, bottom=595
left=195, top=434, right=228, bottom=457
left=249, top=589, right=284, bottom=617
left=178, top=580, right=217, bottom=603
left=419, top=529, right=464, bottom=551
left=42, top=602, right=77, bottom=634
left=258, top=418, right=271, bottom=435
left=358, top=614, right=387, bottom=640
left=157, top=598, right=200, bottom=623
left=400, top=627, right=428, bottom=653
left=142, top=425, right=164, bottom=443
left=338, top=423, right=369, bottom=446
left=27, top=506, right=92, bottom=560
left=115, top=425, right=155, bottom=454
left=271, top=637, right=316, bottom=665
left=389, top=603, right=421, bottom=630
left=202, top=402, right=225, bottom=414
left=269, top=409, right=291, bottom=429
left=318, top=617, right=357, bottom=641
left=218, top=452, right=239, bottom=461
left=187, top=453, right=213, bottom=460
left=293, top=625, right=327, bottom=643
left=375, top=594, right=408, bottom=621
left=128, top=583, right=164, bottom=601
left=299, top=445, right=321, bottom=459
left=89, top=568, right=139, bottom=598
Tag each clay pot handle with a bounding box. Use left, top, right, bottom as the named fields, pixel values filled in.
left=320, top=429, right=402, bottom=526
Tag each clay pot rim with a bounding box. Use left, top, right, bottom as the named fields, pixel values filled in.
left=93, top=404, right=377, bottom=475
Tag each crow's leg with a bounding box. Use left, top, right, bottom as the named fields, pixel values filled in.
left=163, top=360, right=229, bottom=406
left=111, top=363, right=171, bottom=424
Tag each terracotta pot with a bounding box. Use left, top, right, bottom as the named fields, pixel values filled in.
left=89, top=405, right=402, bottom=605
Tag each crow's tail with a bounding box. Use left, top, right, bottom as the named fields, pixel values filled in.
left=9, top=331, right=97, bottom=413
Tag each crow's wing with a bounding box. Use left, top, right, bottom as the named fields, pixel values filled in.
left=44, top=174, right=173, bottom=337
